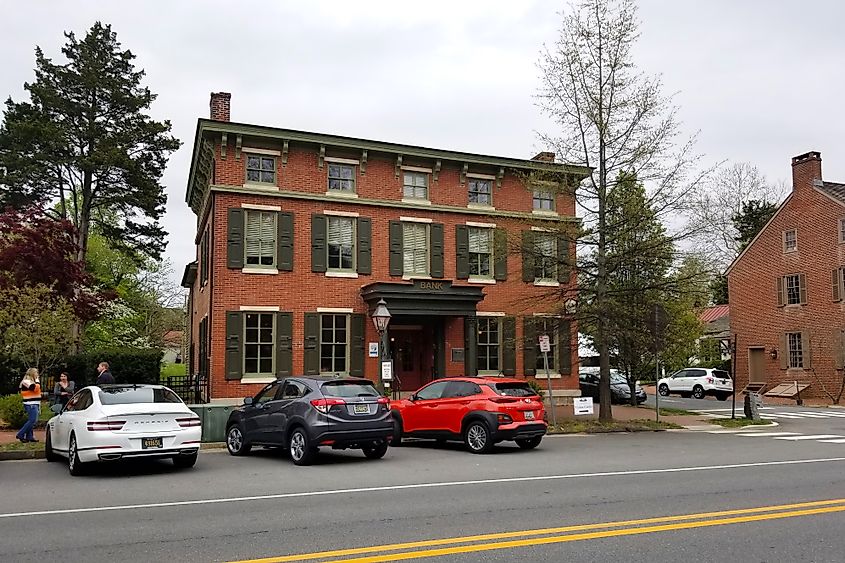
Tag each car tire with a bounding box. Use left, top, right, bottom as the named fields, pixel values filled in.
left=658, top=384, right=670, bottom=397
left=463, top=420, right=493, bottom=454
left=226, top=424, right=251, bottom=456
left=45, top=428, right=61, bottom=462
left=392, top=417, right=403, bottom=447
left=289, top=427, right=316, bottom=466
left=692, top=385, right=705, bottom=399
left=362, top=441, right=389, bottom=460
left=67, top=433, right=86, bottom=477
left=172, top=452, right=198, bottom=468
left=515, top=437, right=542, bottom=450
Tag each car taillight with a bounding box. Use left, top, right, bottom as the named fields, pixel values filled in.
left=376, top=397, right=390, bottom=405
left=177, top=417, right=202, bottom=428
left=496, top=413, right=513, bottom=424
left=489, top=397, right=518, bottom=404
left=706, top=377, right=714, bottom=383
left=310, top=398, right=346, bottom=414
left=87, top=420, right=125, bottom=431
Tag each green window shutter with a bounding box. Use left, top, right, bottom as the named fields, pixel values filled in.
left=464, top=317, right=478, bottom=377
left=802, top=331, right=812, bottom=368
left=523, top=317, right=537, bottom=376
left=833, top=269, right=842, bottom=302
left=522, top=230, right=535, bottom=283
left=350, top=313, right=365, bottom=377
left=557, top=236, right=570, bottom=283
left=494, top=228, right=508, bottom=281
left=276, top=312, right=293, bottom=378
left=502, top=316, right=516, bottom=376
left=227, top=208, right=244, bottom=269
left=799, top=273, right=808, bottom=304
left=776, top=277, right=784, bottom=307
left=430, top=223, right=444, bottom=278
left=389, top=220, right=403, bottom=276
left=277, top=212, right=294, bottom=271
left=558, top=319, right=572, bottom=375
left=225, top=311, right=242, bottom=380
left=303, top=313, right=320, bottom=375
left=779, top=333, right=788, bottom=369
left=455, top=225, right=470, bottom=279
left=311, top=214, right=327, bottom=273
left=357, top=217, right=372, bottom=275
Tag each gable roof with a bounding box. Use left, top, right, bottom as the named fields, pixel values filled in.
left=699, top=304, right=729, bottom=324
left=725, top=193, right=791, bottom=275
left=818, top=181, right=845, bottom=205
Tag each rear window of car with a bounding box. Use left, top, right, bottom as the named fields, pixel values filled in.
left=490, top=382, right=537, bottom=397
left=320, top=381, right=380, bottom=398
left=98, top=387, right=183, bottom=405
left=713, top=370, right=730, bottom=379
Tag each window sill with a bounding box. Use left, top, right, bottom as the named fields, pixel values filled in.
left=242, top=183, right=279, bottom=191
left=325, top=190, right=358, bottom=198
left=467, top=203, right=495, bottom=211
left=239, top=377, right=277, bottom=384
left=533, top=372, right=562, bottom=379
left=242, top=267, right=279, bottom=275
left=402, top=198, right=432, bottom=206
left=468, top=277, right=496, bottom=285
left=532, top=209, right=558, bottom=217
left=783, top=248, right=798, bottom=254
left=534, top=280, right=560, bottom=287
left=326, top=271, right=359, bottom=278
left=402, top=274, right=432, bottom=281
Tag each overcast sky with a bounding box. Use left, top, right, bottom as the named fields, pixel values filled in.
left=2, top=1, right=844, bottom=284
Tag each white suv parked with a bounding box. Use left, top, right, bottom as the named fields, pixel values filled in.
left=657, top=368, right=733, bottom=400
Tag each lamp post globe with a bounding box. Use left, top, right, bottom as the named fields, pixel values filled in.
left=371, top=299, right=391, bottom=333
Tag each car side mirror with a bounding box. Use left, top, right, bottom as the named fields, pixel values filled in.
left=409, top=394, right=417, bottom=402
left=50, top=404, right=63, bottom=414
left=243, top=397, right=253, bottom=406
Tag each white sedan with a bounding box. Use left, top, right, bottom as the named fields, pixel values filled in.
left=46, top=384, right=202, bottom=475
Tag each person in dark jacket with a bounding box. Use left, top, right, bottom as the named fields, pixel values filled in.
left=52, top=372, right=75, bottom=407
left=96, top=362, right=115, bottom=385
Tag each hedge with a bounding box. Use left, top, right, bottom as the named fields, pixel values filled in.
left=0, top=394, right=27, bottom=427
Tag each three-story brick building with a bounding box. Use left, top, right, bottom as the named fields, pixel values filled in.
left=182, top=93, right=589, bottom=402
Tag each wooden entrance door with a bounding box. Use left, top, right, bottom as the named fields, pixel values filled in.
left=748, top=347, right=766, bottom=383
left=390, top=325, right=433, bottom=392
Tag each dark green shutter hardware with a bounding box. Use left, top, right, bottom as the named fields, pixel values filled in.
left=389, top=220, right=403, bottom=276
left=227, top=208, right=244, bottom=269
left=430, top=223, right=444, bottom=278
left=311, top=214, right=327, bottom=273
left=522, top=230, right=535, bottom=283
left=523, top=317, right=537, bottom=376
left=281, top=140, right=289, bottom=166
left=502, top=316, right=516, bottom=376
left=225, top=311, right=242, bottom=380
left=455, top=225, right=470, bottom=279
left=558, top=320, right=572, bottom=375
left=350, top=314, right=365, bottom=377
left=357, top=217, right=372, bottom=275
left=304, top=313, right=320, bottom=375
left=557, top=236, right=570, bottom=283
left=276, top=312, right=293, bottom=378
left=278, top=211, right=294, bottom=271
left=221, top=133, right=227, bottom=159
left=494, top=228, right=508, bottom=281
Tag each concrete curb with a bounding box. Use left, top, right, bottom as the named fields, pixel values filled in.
left=0, top=442, right=228, bottom=462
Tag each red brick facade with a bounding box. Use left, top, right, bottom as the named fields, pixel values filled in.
left=184, top=94, right=588, bottom=401
left=728, top=152, right=845, bottom=399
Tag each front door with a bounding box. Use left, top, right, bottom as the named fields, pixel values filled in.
left=390, top=324, right=434, bottom=392
left=749, top=347, right=766, bottom=383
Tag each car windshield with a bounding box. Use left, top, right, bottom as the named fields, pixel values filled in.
left=610, top=373, right=628, bottom=385
left=98, top=387, right=183, bottom=405
left=491, top=382, right=537, bottom=397
left=321, top=381, right=379, bottom=398
left=713, top=370, right=730, bottom=379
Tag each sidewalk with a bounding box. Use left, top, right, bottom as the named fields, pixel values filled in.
left=600, top=404, right=715, bottom=429
left=0, top=427, right=46, bottom=445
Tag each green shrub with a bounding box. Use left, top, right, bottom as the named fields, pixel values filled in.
left=527, top=379, right=546, bottom=400
left=0, top=394, right=27, bottom=428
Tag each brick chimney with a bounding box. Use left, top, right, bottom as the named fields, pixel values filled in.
left=531, top=151, right=556, bottom=163
left=209, top=92, right=231, bottom=122
left=791, top=151, right=822, bottom=191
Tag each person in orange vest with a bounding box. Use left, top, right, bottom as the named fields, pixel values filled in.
left=16, top=368, right=42, bottom=443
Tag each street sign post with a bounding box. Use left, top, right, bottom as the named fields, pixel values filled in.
left=539, top=334, right=556, bottom=427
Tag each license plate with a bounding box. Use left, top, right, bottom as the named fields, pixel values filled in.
left=353, top=404, right=370, bottom=415
left=524, top=411, right=535, bottom=420
left=142, top=437, right=163, bottom=449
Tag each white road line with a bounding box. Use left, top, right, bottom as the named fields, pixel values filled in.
left=774, top=435, right=845, bottom=441
left=733, top=432, right=800, bottom=437
left=3, top=457, right=845, bottom=520
left=818, top=439, right=845, bottom=444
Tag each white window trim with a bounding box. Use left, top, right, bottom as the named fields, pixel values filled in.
left=534, top=280, right=561, bottom=288
left=466, top=221, right=496, bottom=228
left=239, top=377, right=277, bottom=384
left=782, top=229, right=798, bottom=253
left=243, top=183, right=279, bottom=191
left=242, top=267, right=279, bottom=275
left=839, top=218, right=845, bottom=244
left=467, top=202, right=495, bottom=210
left=535, top=372, right=562, bottom=379
left=325, top=156, right=360, bottom=165
left=402, top=198, right=432, bottom=205
left=325, top=271, right=359, bottom=279
left=468, top=277, right=496, bottom=285
left=317, top=307, right=355, bottom=313
left=243, top=148, right=281, bottom=156
left=533, top=313, right=561, bottom=317
left=402, top=274, right=432, bottom=281
left=239, top=305, right=280, bottom=312
left=467, top=172, right=496, bottom=180
left=324, top=191, right=359, bottom=199
left=476, top=311, right=506, bottom=317
left=401, top=165, right=433, bottom=173
left=400, top=216, right=433, bottom=223
left=531, top=226, right=555, bottom=232
left=532, top=209, right=559, bottom=217
left=324, top=209, right=359, bottom=217
left=241, top=203, right=282, bottom=211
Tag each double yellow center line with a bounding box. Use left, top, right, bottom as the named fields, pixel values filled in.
left=232, top=498, right=845, bottom=563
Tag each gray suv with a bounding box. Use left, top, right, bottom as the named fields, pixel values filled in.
left=225, top=376, right=393, bottom=465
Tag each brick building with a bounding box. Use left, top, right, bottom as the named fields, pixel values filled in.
left=181, top=93, right=589, bottom=402
left=728, top=151, right=845, bottom=398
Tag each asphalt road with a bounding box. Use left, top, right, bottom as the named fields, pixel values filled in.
left=2, top=420, right=845, bottom=562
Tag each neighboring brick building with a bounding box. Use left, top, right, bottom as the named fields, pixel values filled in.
left=728, top=151, right=845, bottom=399
left=181, top=93, right=589, bottom=402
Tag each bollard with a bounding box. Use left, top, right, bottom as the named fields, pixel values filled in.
left=744, top=392, right=762, bottom=421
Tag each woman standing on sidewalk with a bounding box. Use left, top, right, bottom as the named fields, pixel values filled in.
left=16, top=368, right=41, bottom=443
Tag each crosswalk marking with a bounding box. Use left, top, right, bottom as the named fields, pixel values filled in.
left=733, top=432, right=800, bottom=437
left=698, top=409, right=845, bottom=421
left=818, top=439, right=845, bottom=444
left=773, top=435, right=845, bottom=441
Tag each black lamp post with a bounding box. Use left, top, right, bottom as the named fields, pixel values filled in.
left=371, top=299, right=392, bottom=391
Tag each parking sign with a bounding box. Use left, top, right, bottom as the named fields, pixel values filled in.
left=539, top=334, right=551, bottom=353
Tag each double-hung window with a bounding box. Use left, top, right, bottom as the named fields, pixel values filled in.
left=403, top=223, right=429, bottom=276
left=468, top=178, right=492, bottom=205
left=403, top=172, right=428, bottom=200
left=245, top=210, right=276, bottom=267
left=468, top=227, right=493, bottom=278
left=534, top=233, right=557, bottom=282
left=320, top=314, right=348, bottom=374
left=534, top=317, right=558, bottom=372
left=783, top=229, right=797, bottom=253
left=787, top=332, right=803, bottom=368
left=246, top=155, right=276, bottom=185
left=785, top=274, right=801, bottom=305
left=533, top=189, right=555, bottom=211
left=328, top=164, right=356, bottom=193
left=839, top=219, right=845, bottom=244
left=327, top=217, right=355, bottom=271
left=477, top=317, right=501, bottom=373
left=244, top=313, right=275, bottom=376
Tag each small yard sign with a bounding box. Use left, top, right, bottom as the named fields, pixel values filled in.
left=573, top=397, right=594, bottom=416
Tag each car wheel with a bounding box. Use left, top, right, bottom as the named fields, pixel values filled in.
left=658, top=384, right=670, bottom=397
left=68, top=433, right=86, bottom=476
left=226, top=424, right=251, bottom=456
left=45, top=428, right=61, bottom=462
left=463, top=420, right=493, bottom=454
left=515, top=436, right=542, bottom=450
left=362, top=441, right=389, bottom=460
left=392, top=417, right=403, bottom=447
left=289, top=428, right=316, bottom=466
left=692, top=385, right=705, bottom=399
left=172, top=452, right=198, bottom=468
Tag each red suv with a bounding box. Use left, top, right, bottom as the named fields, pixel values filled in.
left=390, top=377, right=547, bottom=454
